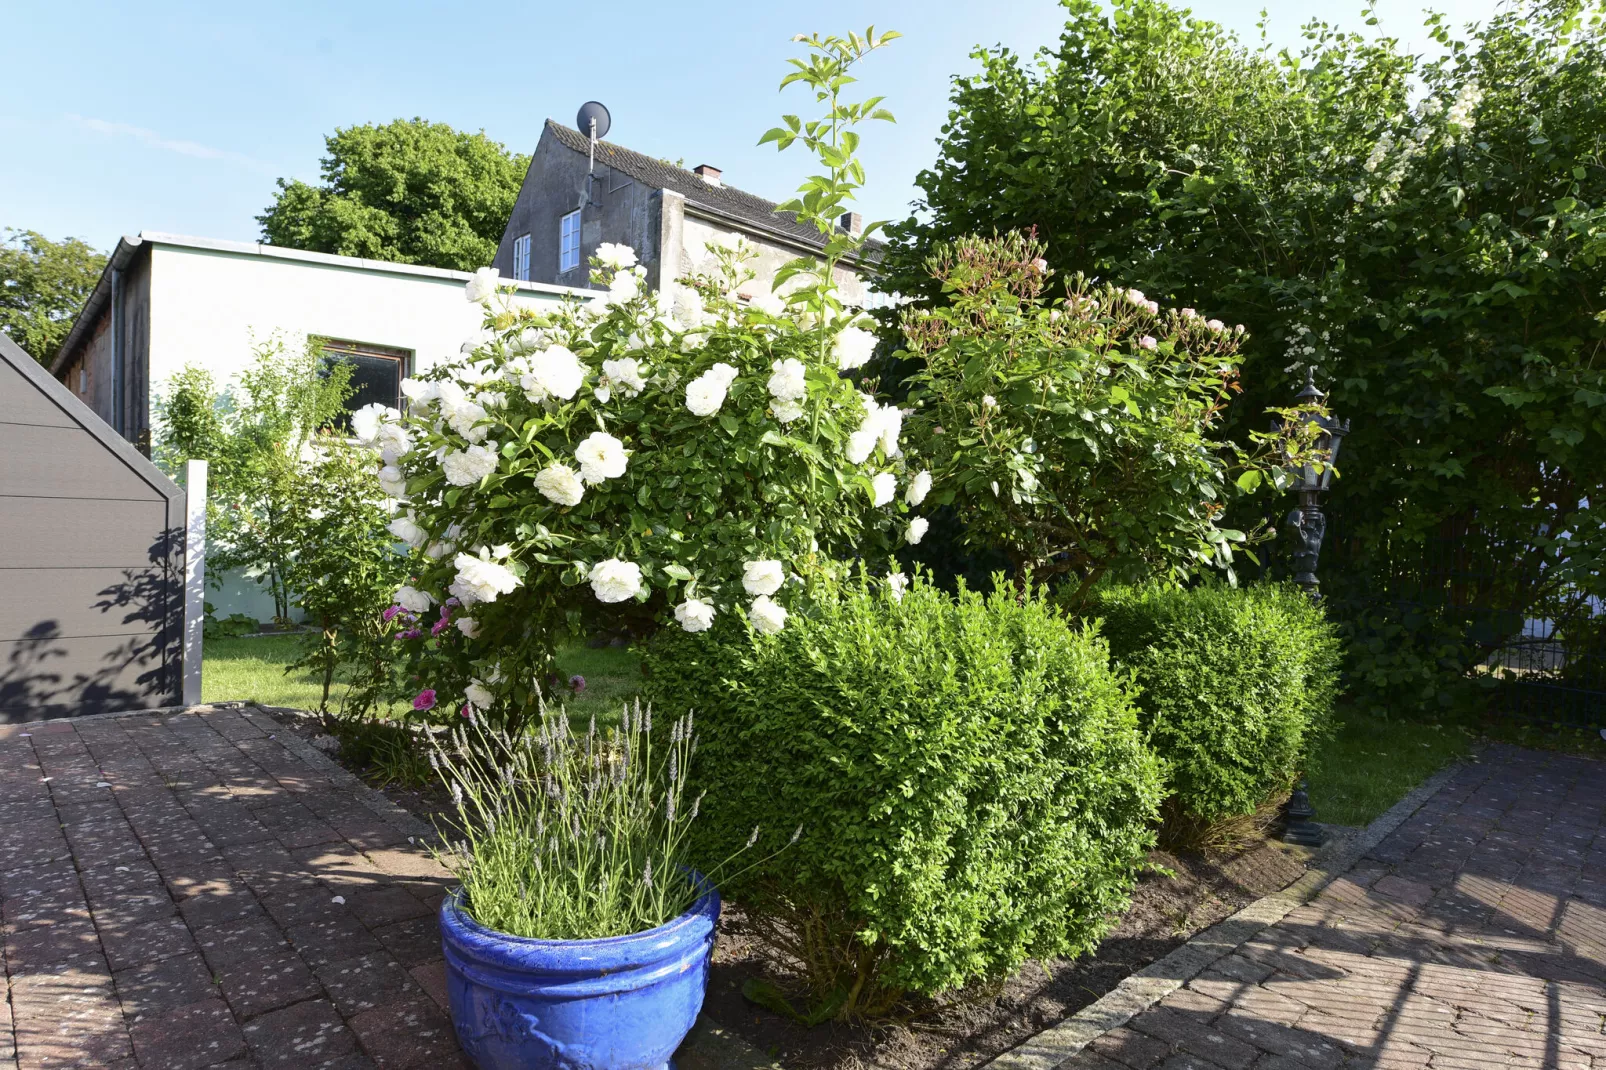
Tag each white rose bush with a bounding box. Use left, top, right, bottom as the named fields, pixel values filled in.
left=371, top=238, right=919, bottom=726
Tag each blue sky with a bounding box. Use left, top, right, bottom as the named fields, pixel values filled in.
left=3, top=0, right=1503, bottom=255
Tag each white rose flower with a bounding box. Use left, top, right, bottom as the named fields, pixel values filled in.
left=377, top=465, right=407, bottom=498
left=425, top=540, right=454, bottom=560
left=575, top=431, right=628, bottom=484
left=982, top=394, right=998, bottom=409
left=456, top=616, right=480, bottom=638
left=393, top=585, right=434, bottom=613
left=387, top=514, right=428, bottom=549
left=444, top=399, right=489, bottom=442
left=742, top=560, right=785, bottom=597
left=845, top=428, right=878, bottom=464
left=533, top=463, right=585, bottom=506
left=766, top=358, right=808, bottom=402
left=595, top=242, right=638, bottom=270
left=604, top=270, right=641, bottom=306
left=906, top=470, right=932, bottom=506
left=450, top=550, right=521, bottom=606
left=465, top=266, right=500, bottom=303
left=441, top=443, right=499, bottom=486
left=376, top=422, right=412, bottom=464
left=872, top=404, right=903, bottom=457
left=833, top=325, right=877, bottom=370
left=906, top=517, right=930, bottom=545
left=674, top=598, right=717, bottom=633
left=685, top=373, right=728, bottom=417
left=748, top=595, right=788, bottom=635
left=601, top=357, right=646, bottom=397
left=589, top=558, right=643, bottom=603
left=523, top=345, right=586, bottom=402
left=705, top=362, right=739, bottom=387
left=887, top=572, right=909, bottom=602
left=350, top=403, right=394, bottom=445
left=1206, top=319, right=1226, bottom=331
left=510, top=327, right=546, bottom=354
left=401, top=378, right=438, bottom=406
left=871, top=471, right=897, bottom=507
left=464, top=680, right=494, bottom=711
left=772, top=398, right=805, bottom=424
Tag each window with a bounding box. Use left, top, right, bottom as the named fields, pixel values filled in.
left=316, top=338, right=411, bottom=430
left=512, top=233, right=531, bottom=281
left=559, top=210, right=581, bottom=273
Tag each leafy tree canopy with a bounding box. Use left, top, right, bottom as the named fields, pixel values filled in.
left=0, top=228, right=106, bottom=367
left=258, top=118, right=529, bottom=271
left=883, top=0, right=1606, bottom=710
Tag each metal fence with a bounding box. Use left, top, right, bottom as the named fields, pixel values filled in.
left=1321, top=520, right=1606, bottom=728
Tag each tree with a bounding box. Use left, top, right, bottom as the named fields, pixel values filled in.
left=258, top=118, right=529, bottom=271
left=883, top=0, right=1606, bottom=711
left=155, top=336, right=354, bottom=622
left=0, top=229, right=105, bottom=367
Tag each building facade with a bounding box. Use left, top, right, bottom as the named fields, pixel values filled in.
left=493, top=120, right=882, bottom=313
left=51, top=232, right=587, bottom=623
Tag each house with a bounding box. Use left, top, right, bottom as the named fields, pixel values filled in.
left=52, top=231, right=587, bottom=457
left=51, top=231, right=588, bottom=623
left=493, top=120, right=883, bottom=310
left=2, top=331, right=192, bottom=720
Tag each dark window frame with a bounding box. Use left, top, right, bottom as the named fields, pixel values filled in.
left=315, top=337, right=413, bottom=430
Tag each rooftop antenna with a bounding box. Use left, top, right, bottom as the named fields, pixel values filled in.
left=577, top=101, right=611, bottom=173
left=576, top=101, right=611, bottom=212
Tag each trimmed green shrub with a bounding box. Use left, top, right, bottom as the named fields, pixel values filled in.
left=1093, top=583, right=1341, bottom=832
left=643, top=569, right=1162, bottom=1019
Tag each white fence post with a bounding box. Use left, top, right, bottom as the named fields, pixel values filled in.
left=183, top=459, right=208, bottom=706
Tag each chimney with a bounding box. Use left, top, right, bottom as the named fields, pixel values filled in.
left=839, top=212, right=864, bottom=237
left=693, top=164, right=722, bottom=187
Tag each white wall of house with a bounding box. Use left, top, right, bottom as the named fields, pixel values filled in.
left=137, top=237, right=590, bottom=625
left=144, top=238, right=581, bottom=400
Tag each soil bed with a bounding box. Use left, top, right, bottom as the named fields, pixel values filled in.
left=254, top=703, right=1312, bottom=1069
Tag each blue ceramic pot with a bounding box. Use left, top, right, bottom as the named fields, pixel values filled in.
left=439, top=880, right=720, bottom=1070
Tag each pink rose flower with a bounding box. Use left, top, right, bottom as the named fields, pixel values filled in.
left=413, top=689, right=437, bottom=711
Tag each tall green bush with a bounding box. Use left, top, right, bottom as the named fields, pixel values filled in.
left=881, top=0, right=1606, bottom=713
left=643, top=569, right=1162, bottom=1019
left=1094, top=583, right=1340, bottom=832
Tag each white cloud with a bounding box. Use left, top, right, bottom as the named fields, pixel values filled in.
left=68, top=115, right=273, bottom=172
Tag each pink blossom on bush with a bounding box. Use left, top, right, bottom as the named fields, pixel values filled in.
left=569, top=674, right=587, bottom=694
left=413, top=689, right=437, bottom=711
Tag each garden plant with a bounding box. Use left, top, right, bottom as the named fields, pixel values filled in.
left=1094, top=582, right=1342, bottom=847
left=881, top=0, right=1606, bottom=714
left=366, top=28, right=915, bottom=732
left=645, top=568, right=1164, bottom=1021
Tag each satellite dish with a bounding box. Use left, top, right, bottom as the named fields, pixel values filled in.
left=576, top=101, right=611, bottom=141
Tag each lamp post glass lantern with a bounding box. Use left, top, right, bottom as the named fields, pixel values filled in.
left=1281, top=370, right=1349, bottom=596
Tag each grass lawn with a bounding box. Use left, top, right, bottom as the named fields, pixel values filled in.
left=1306, top=712, right=1473, bottom=827
left=202, top=635, right=644, bottom=725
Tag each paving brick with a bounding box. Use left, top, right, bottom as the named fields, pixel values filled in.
left=346, top=995, right=465, bottom=1069
left=127, top=996, right=246, bottom=1070
left=315, top=951, right=419, bottom=1017
left=242, top=998, right=358, bottom=1067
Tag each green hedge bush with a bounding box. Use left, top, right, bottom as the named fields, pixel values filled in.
left=1093, top=583, right=1341, bottom=833
left=643, top=570, right=1162, bottom=1018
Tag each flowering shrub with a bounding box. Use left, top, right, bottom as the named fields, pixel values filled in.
left=643, top=568, right=1162, bottom=1018
left=900, top=232, right=1317, bottom=608
left=1093, top=581, right=1340, bottom=843
left=364, top=29, right=910, bottom=727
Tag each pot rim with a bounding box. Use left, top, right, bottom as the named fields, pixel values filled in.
left=441, top=870, right=719, bottom=952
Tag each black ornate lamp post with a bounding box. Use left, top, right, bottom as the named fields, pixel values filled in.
left=1280, top=369, right=1349, bottom=848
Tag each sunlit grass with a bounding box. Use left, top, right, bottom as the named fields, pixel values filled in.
left=202, top=635, right=643, bottom=725
left=1306, top=712, right=1474, bottom=827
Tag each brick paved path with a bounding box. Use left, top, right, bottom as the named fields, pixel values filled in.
left=0, top=705, right=466, bottom=1070
left=1066, top=745, right=1606, bottom=1070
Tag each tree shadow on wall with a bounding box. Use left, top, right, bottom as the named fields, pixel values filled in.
left=0, top=528, right=184, bottom=722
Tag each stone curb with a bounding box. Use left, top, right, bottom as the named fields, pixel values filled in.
left=981, top=757, right=1472, bottom=1070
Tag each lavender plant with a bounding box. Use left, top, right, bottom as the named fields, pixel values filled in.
left=430, top=697, right=786, bottom=940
